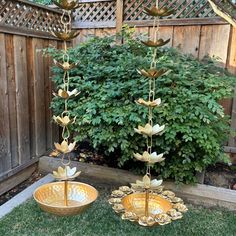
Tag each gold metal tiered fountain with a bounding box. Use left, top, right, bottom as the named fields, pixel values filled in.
left=109, top=2, right=188, bottom=227
left=33, top=0, right=98, bottom=216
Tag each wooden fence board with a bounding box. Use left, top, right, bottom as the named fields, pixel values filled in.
left=26, top=37, right=36, bottom=159
left=227, top=27, right=236, bottom=148
left=0, top=33, right=11, bottom=174
left=44, top=40, right=57, bottom=149
left=32, top=38, right=47, bottom=157
left=116, top=0, right=124, bottom=33
left=5, top=34, right=18, bottom=168
left=227, top=27, right=236, bottom=75
left=199, top=25, right=231, bottom=65
left=13, top=35, right=31, bottom=165
left=102, top=27, right=116, bottom=36
left=173, top=26, right=201, bottom=57
left=95, top=28, right=105, bottom=37
left=135, top=26, right=149, bottom=36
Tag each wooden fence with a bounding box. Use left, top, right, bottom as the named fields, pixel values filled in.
left=0, top=0, right=62, bottom=191
left=73, top=0, right=236, bottom=151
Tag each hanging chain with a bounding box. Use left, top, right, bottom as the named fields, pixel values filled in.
left=59, top=9, right=73, bottom=168
left=145, top=0, right=160, bottom=177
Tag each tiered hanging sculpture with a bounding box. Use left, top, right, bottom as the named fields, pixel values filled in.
left=109, top=2, right=188, bottom=227
left=34, top=0, right=98, bottom=216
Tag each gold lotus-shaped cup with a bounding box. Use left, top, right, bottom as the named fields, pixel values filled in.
left=54, top=60, right=79, bottom=71
left=137, top=68, right=167, bottom=79
left=34, top=182, right=98, bottom=216
left=144, top=6, right=174, bottom=17
left=51, top=31, right=80, bottom=41
left=141, top=39, right=170, bottom=47
left=52, top=0, right=80, bottom=10
left=53, top=89, right=80, bottom=99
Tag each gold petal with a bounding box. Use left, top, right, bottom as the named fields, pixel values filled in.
left=58, top=89, right=69, bottom=99
left=143, top=174, right=151, bottom=187
left=58, top=166, right=65, bottom=176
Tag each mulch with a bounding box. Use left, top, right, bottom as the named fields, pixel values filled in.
left=0, top=171, right=44, bottom=206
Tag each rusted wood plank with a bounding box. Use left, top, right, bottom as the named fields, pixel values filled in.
left=32, top=38, right=47, bottom=156
left=0, top=33, right=11, bottom=174
left=173, top=25, right=201, bottom=57
left=5, top=34, right=18, bottom=168
left=199, top=25, right=231, bottom=66
left=13, top=35, right=31, bottom=165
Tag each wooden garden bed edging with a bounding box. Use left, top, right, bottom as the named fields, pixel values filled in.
left=39, top=156, right=236, bottom=211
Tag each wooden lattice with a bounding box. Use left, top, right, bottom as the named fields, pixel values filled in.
left=74, top=0, right=116, bottom=23
left=124, top=0, right=216, bottom=21
left=0, top=0, right=64, bottom=33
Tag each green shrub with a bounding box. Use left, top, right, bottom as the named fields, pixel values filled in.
left=46, top=33, right=236, bottom=184
left=30, top=0, right=52, bottom=5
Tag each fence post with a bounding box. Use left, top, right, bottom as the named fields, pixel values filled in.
left=116, top=0, right=124, bottom=34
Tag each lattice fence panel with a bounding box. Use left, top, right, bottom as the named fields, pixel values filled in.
left=74, top=0, right=116, bottom=23
left=0, top=0, right=64, bottom=33
left=123, top=0, right=216, bottom=21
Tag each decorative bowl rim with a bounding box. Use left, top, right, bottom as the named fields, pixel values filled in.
left=33, top=181, right=99, bottom=209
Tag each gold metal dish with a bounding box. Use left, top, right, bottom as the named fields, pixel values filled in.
left=34, top=181, right=98, bottom=216
left=109, top=186, right=187, bottom=227
left=122, top=193, right=172, bottom=217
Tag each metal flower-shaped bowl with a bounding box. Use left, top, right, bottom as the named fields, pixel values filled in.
left=34, top=181, right=98, bottom=216
left=122, top=193, right=172, bottom=217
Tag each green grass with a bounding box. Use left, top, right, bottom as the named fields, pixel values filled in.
left=0, top=191, right=236, bottom=236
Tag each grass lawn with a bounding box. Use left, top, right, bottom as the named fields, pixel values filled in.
left=0, top=188, right=235, bottom=236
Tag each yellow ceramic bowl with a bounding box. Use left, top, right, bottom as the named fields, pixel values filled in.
left=122, top=193, right=172, bottom=217
left=34, top=181, right=98, bottom=216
